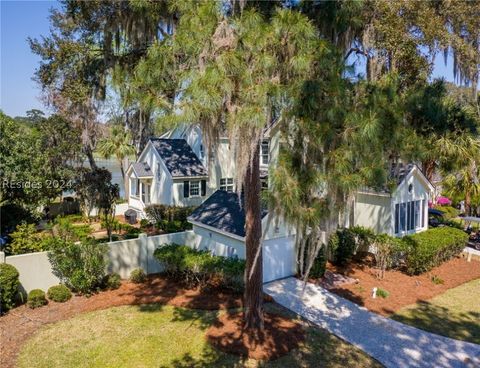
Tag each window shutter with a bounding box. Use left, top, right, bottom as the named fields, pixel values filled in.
left=184, top=181, right=190, bottom=198
left=201, top=180, right=206, bottom=196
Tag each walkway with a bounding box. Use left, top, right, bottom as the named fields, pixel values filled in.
left=264, top=277, right=480, bottom=368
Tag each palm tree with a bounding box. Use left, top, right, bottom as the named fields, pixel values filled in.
left=97, top=125, right=136, bottom=189
left=438, top=134, right=480, bottom=215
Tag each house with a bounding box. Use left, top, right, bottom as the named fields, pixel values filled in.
left=127, top=122, right=280, bottom=217
left=187, top=190, right=297, bottom=283
left=353, top=164, right=434, bottom=237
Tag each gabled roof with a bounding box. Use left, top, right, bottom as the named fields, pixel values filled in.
left=130, top=162, right=153, bottom=178
left=150, top=138, right=207, bottom=178
left=188, top=190, right=267, bottom=238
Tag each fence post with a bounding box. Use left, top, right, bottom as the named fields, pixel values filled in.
left=139, top=233, right=148, bottom=274
left=0, top=251, right=5, bottom=263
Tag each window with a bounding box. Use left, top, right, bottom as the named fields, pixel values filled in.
left=190, top=181, right=200, bottom=196
left=260, top=141, right=269, bottom=165
left=130, top=178, right=139, bottom=197
left=220, top=178, right=234, bottom=192
left=157, top=163, right=162, bottom=181
left=395, top=200, right=425, bottom=234
left=261, top=179, right=268, bottom=191
left=199, top=144, right=204, bottom=159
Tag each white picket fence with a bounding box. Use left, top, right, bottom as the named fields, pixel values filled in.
left=0, top=231, right=201, bottom=294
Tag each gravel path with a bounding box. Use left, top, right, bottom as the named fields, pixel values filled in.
left=264, top=277, right=480, bottom=368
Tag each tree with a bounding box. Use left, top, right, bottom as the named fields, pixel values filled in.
left=135, top=2, right=318, bottom=331
left=97, top=125, right=135, bottom=188
left=98, top=182, right=120, bottom=242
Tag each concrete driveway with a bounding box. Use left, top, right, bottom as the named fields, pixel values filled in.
left=264, top=277, right=480, bottom=368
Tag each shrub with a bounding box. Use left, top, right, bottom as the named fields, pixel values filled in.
left=309, top=251, right=327, bottom=279
left=0, top=263, right=20, bottom=312
left=431, top=275, right=444, bottom=285
left=372, top=234, right=404, bottom=279
left=404, top=227, right=468, bottom=275
left=140, top=219, right=150, bottom=228
left=52, top=216, right=92, bottom=242
left=154, top=244, right=245, bottom=291
left=6, top=222, right=50, bottom=255
left=48, top=238, right=108, bottom=294
left=28, top=289, right=47, bottom=308
left=433, top=205, right=459, bottom=220
left=331, top=226, right=375, bottom=265
left=47, top=285, right=72, bottom=302
left=103, top=273, right=121, bottom=290
left=129, top=268, right=146, bottom=284
left=145, top=205, right=195, bottom=224
left=376, top=288, right=389, bottom=298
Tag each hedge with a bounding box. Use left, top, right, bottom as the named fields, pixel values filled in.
left=329, top=226, right=376, bottom=266
left=0, top=263, right=20, bottom=312
left=154, top=244, right=245, bottom=292
left=403, top=227, right=468, bottom=275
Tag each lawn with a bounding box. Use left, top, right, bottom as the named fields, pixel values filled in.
left=17, top=304, right=382, bottom=368
left=392, top=278, right=480, bottom=344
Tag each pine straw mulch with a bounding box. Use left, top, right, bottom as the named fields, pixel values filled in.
left=207, top=312, right=305, bottom=361
left=0, top=274, right=242, bottom=368
left=326, top=255, right=480, bottom=316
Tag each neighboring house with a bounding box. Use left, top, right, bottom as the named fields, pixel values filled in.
left=188, top=190, right=297, bottom=283
left=353, top=164, right=434, bottom=237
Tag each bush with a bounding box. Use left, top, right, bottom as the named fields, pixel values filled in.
left=433, top=205, right=459, bottom=220
left=154, top=244, right=245, bottom=291
left=372, top=234, right=404, bottom=279
left=331, top=226, right=375, bottom=266
left=47, top=285, right=72, bottom=302
left=129, top=268, right=146, bottom=284
left=52, top=216, right=92, bottom=242
left=0, top=263, right=20, bottom=312
left=140, top=219, right=150, bottom=228
left=158, top=220, right=190, bottom=233
left=28, top=289, right=47, bottom=308
left=6, top=222, right=50, bottom=255
left=103, top=273, right=121, bottom=290
left=404, top=227, right=468, bottom=275
left=145, top=205, right=195, bottom=224
left=376, top=288, right=389, bottom=298
left=309, top=251, right=327, bottom=279
left=48, top=238, right=108, bottom=294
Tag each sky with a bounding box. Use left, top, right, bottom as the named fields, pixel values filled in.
left=0, top=0, right=475, bottom=118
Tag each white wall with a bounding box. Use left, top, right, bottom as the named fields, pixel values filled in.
left=354, top=192, right=392, bottom=235
left=263, top=235, right=297, bottom=283
left=1, top=231, right=201, bottom=293
left=192, top=224, right=246, bottom=258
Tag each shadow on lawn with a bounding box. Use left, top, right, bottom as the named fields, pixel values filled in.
left=392, top=300, right=480, bottom=344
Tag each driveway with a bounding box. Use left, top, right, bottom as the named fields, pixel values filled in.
left=264, top=277, right=480, bottom=368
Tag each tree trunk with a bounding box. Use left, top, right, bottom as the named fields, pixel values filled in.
left=465, top=190, right=471, bottom=216
left=84, top=146, right=98, bottom=170
left=422, top=159, right=436, bottom=183
left=243, top=147, right=264, bottom=332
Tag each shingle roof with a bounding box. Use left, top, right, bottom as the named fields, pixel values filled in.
left=131, top=162, right=153, bottom=178
left=188, top=190, right=267, bottom=238
left=150, top=138, right=207, bottom=178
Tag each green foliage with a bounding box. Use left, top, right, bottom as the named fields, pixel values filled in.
left=373, top=234, right=404, bottom=279
left=309, top=251, right=327, bottom=279
left=51, top=216, right=93, bottom=242
left=47, top=285, right=72, bottom=302
left=433, top=205, right=459, bottom=220
left=0, top=263, right=20, bottom=312
left=102, top=273, right=121, bottom=290
left=139, top=219, right=150, bottom=228
left=376, top=288, right=389, bottom=299
left=404, top=227, right=468, bottom=275
left=6, top=222, right=50, bottom=255
left=431, top=275, right=445, bottom=285
left=145, top=205, right=195, bottom=224
left=28, top=289, right=47, bottom=309
left=154, top=244, right=245, bottom=292
left=129, top=268, right=146, bottom=284
left=48, top=238, right=108, bottom=294
left=331, top=226, right=376, bottom=266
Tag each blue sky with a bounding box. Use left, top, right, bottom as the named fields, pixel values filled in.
left=0, top=1, right=473, bottom=118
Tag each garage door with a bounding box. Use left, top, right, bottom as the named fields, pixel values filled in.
left=262, top=235, right=297, bottom=283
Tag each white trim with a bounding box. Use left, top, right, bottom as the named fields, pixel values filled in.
left=356, top=190, right=392, bottom=198
left=188, top=219, right=246, bottom=242
left=172, top=175, right=209, bottom=180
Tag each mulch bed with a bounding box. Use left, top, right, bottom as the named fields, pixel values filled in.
left=0, top=274, right=242, bottom=368
left=206, top=312, right=305, bottom=361
left=327, top=256, right=480, bottom=316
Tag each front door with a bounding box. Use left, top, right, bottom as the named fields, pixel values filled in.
left=142, top=183, right=150, bottom=205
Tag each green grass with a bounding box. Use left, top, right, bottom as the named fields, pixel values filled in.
left=18, top=304, right=382, bottom=368
left=392, top=278, right=480, bottom=344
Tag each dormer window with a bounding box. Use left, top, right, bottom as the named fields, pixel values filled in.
left=260, top=140, right=269, bottom=165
